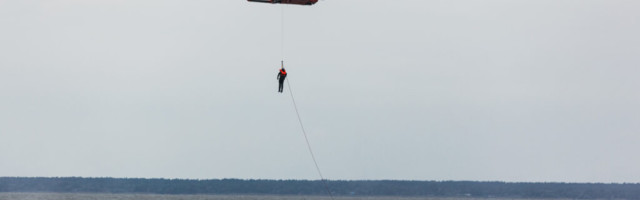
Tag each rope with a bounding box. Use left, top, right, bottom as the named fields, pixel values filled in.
left=281, top=5, right=284, bottom=61
left=286, top=78, right=335, bottom=199
left=279, top=5, right=333, bottom=199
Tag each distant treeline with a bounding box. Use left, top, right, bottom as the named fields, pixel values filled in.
left=1, top=177, right=639, bottom=199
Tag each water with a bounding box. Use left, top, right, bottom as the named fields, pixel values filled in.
left=0, top=193, right=557, bottom=200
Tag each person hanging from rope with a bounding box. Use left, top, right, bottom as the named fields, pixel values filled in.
left=277, top=67, right=287, bottom=93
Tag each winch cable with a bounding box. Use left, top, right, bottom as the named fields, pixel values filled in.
left=281, top=5, right=334, bottom=199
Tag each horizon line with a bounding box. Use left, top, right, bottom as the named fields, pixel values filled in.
left=1, top=176, right=638, bottom=185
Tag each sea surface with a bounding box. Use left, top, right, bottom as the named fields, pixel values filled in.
left=0, top=193, right=566, bottom=200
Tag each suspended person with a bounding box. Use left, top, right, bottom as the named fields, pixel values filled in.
left=277, top=67, right=287, bottom=93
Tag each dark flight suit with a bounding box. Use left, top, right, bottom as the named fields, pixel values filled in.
left=277, top=69, right=287, bottom=93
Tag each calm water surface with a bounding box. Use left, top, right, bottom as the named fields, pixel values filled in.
left=0, top=193, right=567, bottom=200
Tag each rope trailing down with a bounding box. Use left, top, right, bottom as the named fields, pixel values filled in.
left=285, top=71, right=334, bottom=199
left=280, top=5, right=333, bottom=199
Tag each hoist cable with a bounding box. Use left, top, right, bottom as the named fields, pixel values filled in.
left=286, top=78, right=335, bottom=199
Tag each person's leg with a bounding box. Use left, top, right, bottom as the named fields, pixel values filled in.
left=279, top=79, right=285, bottom=92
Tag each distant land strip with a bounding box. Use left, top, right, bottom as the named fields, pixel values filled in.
left=1, top=177, right=639, bottom=199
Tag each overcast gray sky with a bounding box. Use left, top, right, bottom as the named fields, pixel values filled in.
left=1, top=0, right=639, bottom=183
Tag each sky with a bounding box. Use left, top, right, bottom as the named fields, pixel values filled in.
left=0, top=0, right=639, bottom=183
